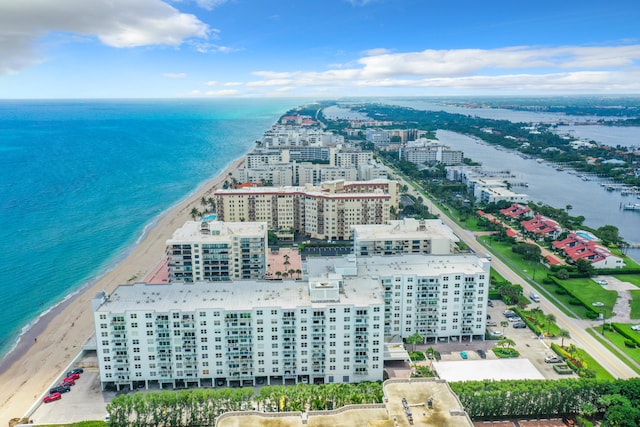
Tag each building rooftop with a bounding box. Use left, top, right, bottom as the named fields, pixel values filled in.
left=352, top=218, right=460, bottom=243
left=167, top=220, right=267, bottom=243
left=217, top=379, right=472, bottom=427
left=95, top=273, right=382, bottom=314
left=306, top=254, right=487, bottom=280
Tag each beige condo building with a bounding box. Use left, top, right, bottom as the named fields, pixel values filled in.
left=214, top=179, right=399, bottom=241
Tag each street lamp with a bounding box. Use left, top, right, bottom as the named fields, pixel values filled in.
left=601, top=310, right=606, bottom=336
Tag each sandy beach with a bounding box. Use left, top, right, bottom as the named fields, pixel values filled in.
left=0, top=157, right=245, bottom=423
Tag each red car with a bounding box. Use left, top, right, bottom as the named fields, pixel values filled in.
left=63, top=377, right=75, bottom=386
left=44, top=392, right=62, bottom=403
left=66, top=372, right=81, bottom=380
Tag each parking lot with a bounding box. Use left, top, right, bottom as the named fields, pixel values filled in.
left=29, top=356, right=114, bottom=425
left=416, top=299, right=576, bottom=381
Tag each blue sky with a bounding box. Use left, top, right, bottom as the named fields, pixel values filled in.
left=1, top=0, right=639, bottom=98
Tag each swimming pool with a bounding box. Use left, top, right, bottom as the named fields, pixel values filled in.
left=202, top=214, right=217, bottom=221
left=575, top=230, right=597, bottom=241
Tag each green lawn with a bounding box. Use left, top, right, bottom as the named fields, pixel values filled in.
left=586, top=327, right=640, bottom=375
left=575, top=347, right=615, bottom=380
left=614, top=274, right=640, bottom=287
left=631, top=290, right=640, bottom=319
left=561, top=278, right=618, bottom=318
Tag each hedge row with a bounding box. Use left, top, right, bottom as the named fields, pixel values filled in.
left=546, top=276, right=600, bottom=319
left=612, top=323, right=640, bottom=347
left=513, top=307, right=543, bottom=335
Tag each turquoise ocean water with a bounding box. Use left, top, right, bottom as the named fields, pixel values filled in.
left=0, top=98, right=300, bottom=359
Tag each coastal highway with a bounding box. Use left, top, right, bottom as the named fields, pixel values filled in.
left=391, top=169, right=637, bottom=379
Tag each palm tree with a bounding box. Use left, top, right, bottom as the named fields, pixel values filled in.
left=557, top=328, right=571, bottom=348
left=207, top=197, right=216, bottom=212
left=406, top=332, right=424, bottom=352
left=190, top=207, right=200, bottom=220
left=500, top=320, right=509, bottom=334
left=295, top=269, right=302, bottom=279
left=530, top=306, right=543, bottom=319
left=545, top=313, right=556, bottom=335
left=498, top=337, right=516, bottom=348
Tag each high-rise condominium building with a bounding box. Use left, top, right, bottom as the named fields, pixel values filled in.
left=93, top=253, right=489, bottom=391
left=166, top=220, right=268, bottom=282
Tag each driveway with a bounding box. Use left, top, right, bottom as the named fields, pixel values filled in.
left=596, top=275, right=637, bottom=323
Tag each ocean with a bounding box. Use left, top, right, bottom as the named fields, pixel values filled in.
left=0, top=98, right=300, bottom=359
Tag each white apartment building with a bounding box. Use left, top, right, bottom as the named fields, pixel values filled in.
left=233, top=164, right=294, bottom=186
left=93, top=253, right=488, bottom=391
left=297, top=163, right=358, bottom=186
left=261, top=127, right=342, bottom=148
left=478, top=186, right=530, bottom=205
left=166, top=221, right=268, bottom=282
left=352, top=218, right=460, bottom=256
left=399, top=142, right=464, bottom=166
left=93, top=273, right=384, bottom=390
left=331, top=149, right=374, bottom=168
left=317, top=255, right=490, bottom=343
left=214, top=179, right=399, bottom=240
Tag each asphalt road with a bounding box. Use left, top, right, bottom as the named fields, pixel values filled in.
left=392, top=169, right=637, bottom=379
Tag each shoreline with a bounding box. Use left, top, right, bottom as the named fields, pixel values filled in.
left=0, top=156, right=245, bottom=422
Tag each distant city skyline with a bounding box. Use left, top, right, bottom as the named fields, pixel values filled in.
left=1, top=0, right=639, bottom=98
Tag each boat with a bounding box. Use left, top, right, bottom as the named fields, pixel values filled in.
left=622, top=203, right=640, bottom=211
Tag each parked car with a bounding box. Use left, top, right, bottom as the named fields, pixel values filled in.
left=50, top=385, right=70, bottom=394
left=66, top=372, right=81, bottom=380
left=487, top=300, right=494, bottom=307
left=69, top=368, right=84, bottom=374
left=63, top=377, right=76, bottom=386
left=513, top=322, right=527, bottom=329
left=43, top=392, right=62, bottom=403
left=592, top=302, right=605, bottom=307
left=486, top=321, right=497, bottom=326
left=507, top=316, right=523, bottom=322
left=503, top=310, right=516, bottom=316
left=544, top=355, right=563, bottom=363
left=631, top=325, right=640, bottom=331
left=596, top=280, right=608, bottom=286
left=476, top=349, right=487, bottom=359
left=489, top=330, right=503, bottom=337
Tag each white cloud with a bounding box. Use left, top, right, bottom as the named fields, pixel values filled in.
left=0, top=0, right=209, bottom=74
left=164, top=72, right=187, bottom=78
left=245, top=45, right=640, bottom=94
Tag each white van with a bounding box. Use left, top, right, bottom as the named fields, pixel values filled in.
left=530, top=292, right=540, bottom=303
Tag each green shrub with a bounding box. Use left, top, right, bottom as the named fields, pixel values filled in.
left=553, top=364, right=573, bottom=375
left=555, top=288, right=568, bottom=295
left=577, top=415, right=595, bottom=427
left=493, top=348, right=519, bottom=358
left=585, top=311, right=599, bottom=319
left=568, top=298, right=582, bottom=305
left=624, top=339, right=637, bottom=348
left=409, top=351, right=426, bottom=361
left=578, top=368, right=596, bottom=378
left=612, top=323, right=640, bottom=346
